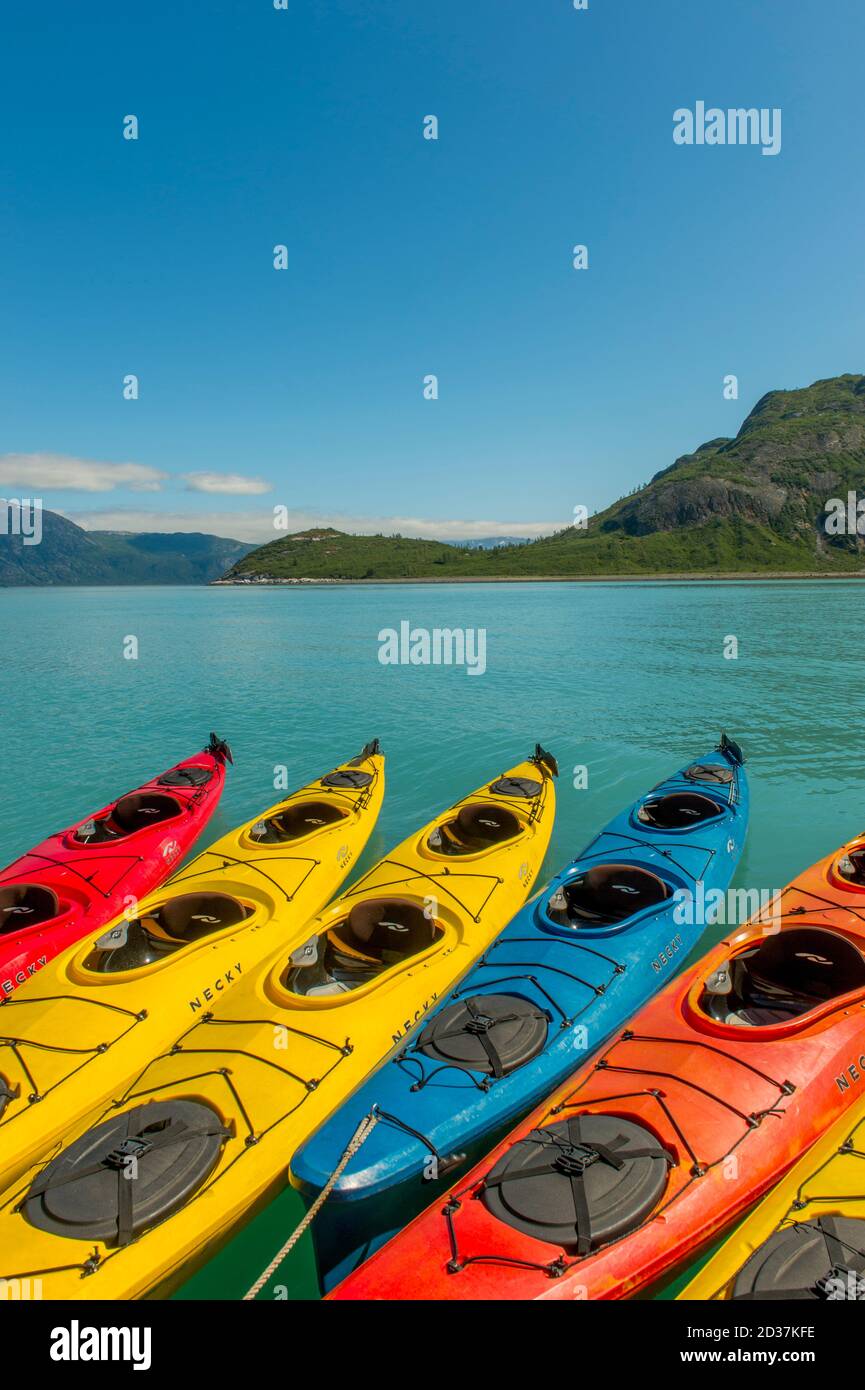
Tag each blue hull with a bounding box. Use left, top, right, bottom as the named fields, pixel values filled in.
left=291, top=741, right=749, bottom=1290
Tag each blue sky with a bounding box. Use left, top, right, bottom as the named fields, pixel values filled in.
left=1, top=0, right=863, bottom=542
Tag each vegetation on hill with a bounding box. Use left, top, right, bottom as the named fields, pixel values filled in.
left=222, top=374, right=865, bottom=581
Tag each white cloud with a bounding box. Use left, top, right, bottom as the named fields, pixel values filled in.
left=64, top=506, right=561, bottom=545
left=0, top=453, right=166, bottom=493
left=182, top=472, right=272, bottom=495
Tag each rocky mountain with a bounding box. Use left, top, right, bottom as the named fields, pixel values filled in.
left=221, top=373, right=865, bottom=580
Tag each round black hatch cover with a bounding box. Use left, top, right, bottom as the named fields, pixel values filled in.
left=416, top=994, right=549, bottom=1078
left=320, top=769, right=374, bottom=789
left=732, top=1218, right=865, bottom=1300
left=489, top=776, right=542, bottom=799
left=158, top=766, right=214, bottom=787
left=482, top=1115, right=669, bottom=1254
left=684, top=763, right=733, bottom=785
left=23, top=1100, right=228, bottom=1246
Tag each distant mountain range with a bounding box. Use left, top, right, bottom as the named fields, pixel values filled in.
left=220, top=374, right=865, bottom=581
left=0, top=510, right=253, bottom=585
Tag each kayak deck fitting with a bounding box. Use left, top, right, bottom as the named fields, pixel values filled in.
left=292, top=737, right=748, bottom=1291
left=0, top=748, right=556, bottom=1299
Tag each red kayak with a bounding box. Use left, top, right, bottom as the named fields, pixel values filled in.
left=0, top=733, right=231, bottom=997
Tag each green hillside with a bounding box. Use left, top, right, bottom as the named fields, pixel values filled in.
left=220, top=528, right=463, bottom=580
left=221, top=374, right=865, bottom=581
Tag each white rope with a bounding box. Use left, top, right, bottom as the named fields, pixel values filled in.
left=242, top=1110, right=380, bottom=1301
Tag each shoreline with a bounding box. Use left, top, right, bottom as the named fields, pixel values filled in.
left=211, top=570, right=865, bottom=586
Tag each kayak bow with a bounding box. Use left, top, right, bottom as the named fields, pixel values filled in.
left=0, top=733, right=231, bottom=997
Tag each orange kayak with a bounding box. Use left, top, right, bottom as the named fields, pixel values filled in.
left=328, top=829, right=865, bottom=1300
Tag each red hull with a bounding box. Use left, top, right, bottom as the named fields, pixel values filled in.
left=328, top=835, right=865, bottom=1301
left=0, top=739, right=229, bottom=996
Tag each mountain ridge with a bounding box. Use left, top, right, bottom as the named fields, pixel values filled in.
left=220, top=373, right=865, bottom=581
left=0, top=510, right=254, bottom=585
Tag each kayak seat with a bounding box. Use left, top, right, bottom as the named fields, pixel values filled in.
left=111, top=793, right=183, bottom=834
left=0, top=884, right=60, bottom=935
left=637, top=792, right=722, bottom=830
left=158, top=894, right=251, bottom=942
left=87, top=893, right=251, bottom=972
left=703, top=928, right=865, bottom=1027
left=253, top=800, right=346, bottom=843
left=287, top=898, right=441, bottom=996
left=547, top=865, right=671, bottom=929
left=836, top=848, right=865, bottom=886
left=78, top=794, right=183, bottom=842
left=427, top=804, right=521, bottom=856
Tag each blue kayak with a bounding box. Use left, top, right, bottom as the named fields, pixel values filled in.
left=291, top=736, right=749, bottom=1289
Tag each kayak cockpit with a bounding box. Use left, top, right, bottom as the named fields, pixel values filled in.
left=249, top=800, right=348, bottom=844
left=85, top=892, right=253, bottom=973
left=286, top=898, right=442, bottom=997
left=834, top=846, right=865, bottom=887
left=426, top=804, right=522, bottom=857
left=73, top=793, right=183, bottom=844
left=636, top=791, right=724, bottom=830
left=701, top=928, right=865, bottom=1028
left=0, top=884, right=61, bottom=935
left=546, top=865, right=671, bottom=930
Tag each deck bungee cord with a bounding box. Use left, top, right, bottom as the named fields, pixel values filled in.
left=680, top=1085, right=865, bottom=1300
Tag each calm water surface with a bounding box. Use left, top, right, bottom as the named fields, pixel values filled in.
left=2, top=582, right=862, bottom=1298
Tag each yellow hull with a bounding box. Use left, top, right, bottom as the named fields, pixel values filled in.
left=0, top=754, right=555, bottom=1299
left=0, top=745, right=385, bottom=1194
left=679, top=1093, right=865, bottom=1300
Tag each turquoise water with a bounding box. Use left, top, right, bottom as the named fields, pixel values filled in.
left=2, top=581, right=864, bottom=1297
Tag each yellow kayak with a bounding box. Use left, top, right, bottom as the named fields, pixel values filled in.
left=680, top=1094, right=865, bottom=1301
left=0, top=747, right=556, bottom=1299
left=0, top=741, right=385, bottom=1194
